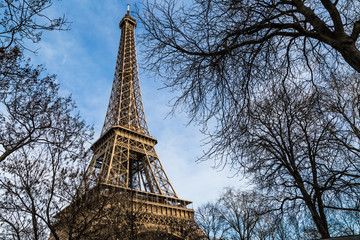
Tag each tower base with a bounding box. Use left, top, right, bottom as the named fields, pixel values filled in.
left=50, top=185, right=205, bottom=240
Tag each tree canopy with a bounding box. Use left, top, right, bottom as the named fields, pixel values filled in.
left=0, top=0, right=69, bottom=51
left=139, top=0, right=360, bottom=121
left=139, top=1, right=360, bottom=238
left=0, top=1, right=96, bottom=239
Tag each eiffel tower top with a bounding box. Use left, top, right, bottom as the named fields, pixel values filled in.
left=101, top=5, right=149, bottom=136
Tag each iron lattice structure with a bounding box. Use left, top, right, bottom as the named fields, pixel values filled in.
left=87, top=10, right=177, bottom=198
left=100, top=11, right=149, bottom=137
left=79, top=8, right=204, bottom=239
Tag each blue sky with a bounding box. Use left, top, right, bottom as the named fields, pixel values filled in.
left=29, top=0, right=246, bottom=208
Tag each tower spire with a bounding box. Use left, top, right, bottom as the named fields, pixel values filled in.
left=101, top=8, right=148, bottom=136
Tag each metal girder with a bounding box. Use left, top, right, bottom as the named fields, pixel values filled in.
left=87, top=11, right=180, bottom=199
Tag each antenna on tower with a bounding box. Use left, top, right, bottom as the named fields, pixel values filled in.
left=127, top=4, right=130, bottom=13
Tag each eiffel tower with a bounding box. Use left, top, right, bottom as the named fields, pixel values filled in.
left=88, top=6, right=177, bottom=201
left=64, top=5, right=203, bottom=239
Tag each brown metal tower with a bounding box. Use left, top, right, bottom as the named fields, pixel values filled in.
left=87, top=9, right=177, bottom=198
left=80, top=6, right=203, bottom=239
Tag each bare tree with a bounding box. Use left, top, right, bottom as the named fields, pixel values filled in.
left=0, top=0, right=69, bottom=51
left=0, top=1, right=114, bottom=239
left=139, top=2, right=360, bottom=238
left=196, top=186, right=360, bottom=240
left=0, top=153, right=157, bottom=240
left=0, top=0, right=72, bottom=165
left=321, top=73, right=360, bottom=160
left=0, top=127, right=93, bottom=239
left=220, top=80, right=360, bottom=238
left=139, top=0, right=360, bottom=122
left=196, top=188, right=278, bottom=240
left=330, top=208, right=360, bottom=237
left=195, top=202, right=228, bottom=240
left=316, top=73, right=360, bottom=216
left=217, top=188, right=276, bottom=240
left=0, top=49, right=89, bottom=164
left=0, top=44, right=96, bottom=240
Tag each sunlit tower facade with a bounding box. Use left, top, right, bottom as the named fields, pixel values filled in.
left=76, top=6, right=203, bottom=239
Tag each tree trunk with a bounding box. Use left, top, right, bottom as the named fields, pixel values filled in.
left=337, top=43, right=360, bottom=74
left=302, top=193, right=330, bottom=238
